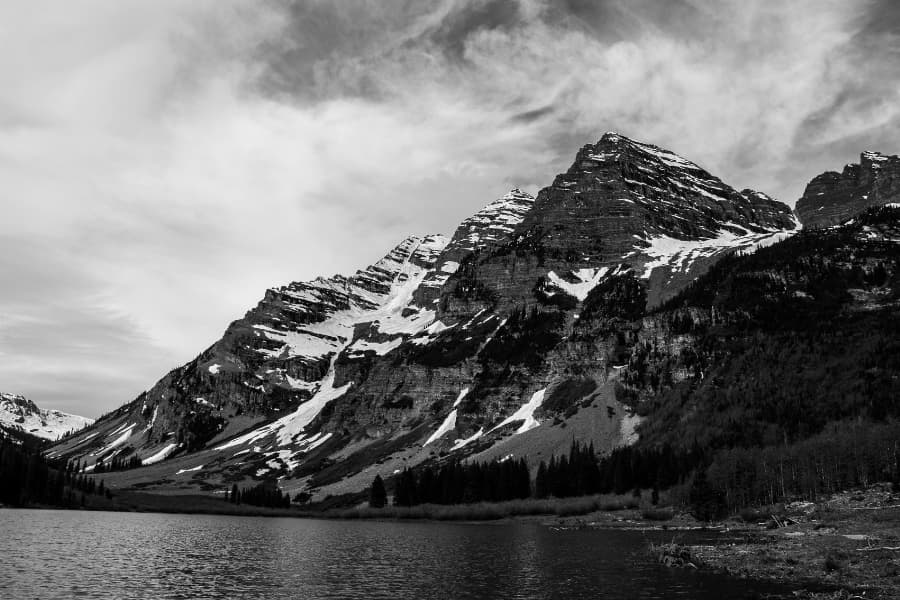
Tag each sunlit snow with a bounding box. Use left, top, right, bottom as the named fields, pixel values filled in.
left=489, top=388, right=547, bottom=435
left=451, top=427, right=484, bottom=451
left=546, top=267, right=611, bottom=300
left=141, top=443, right=177, bottom=465
left=639, top=226, right=798, bottom=279
left=424, top=409, right=457, bottom=446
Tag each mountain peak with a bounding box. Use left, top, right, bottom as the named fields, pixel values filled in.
left=0, top=393, right=93, bottom=441
left=47, top=133, right=803, bottom=501
left=796, top=149, right=900, bottom=228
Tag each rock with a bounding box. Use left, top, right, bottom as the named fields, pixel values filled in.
left=795, top=151, right=900, bottom=228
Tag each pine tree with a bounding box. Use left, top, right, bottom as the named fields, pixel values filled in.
left=689, top=468, right=726, bottom=522
left=369, top=475, right=387, bottom=508
left=535, top=461, right=548, bottom=498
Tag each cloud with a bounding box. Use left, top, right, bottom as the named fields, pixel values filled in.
left=1, top=0, right=898, bottom=416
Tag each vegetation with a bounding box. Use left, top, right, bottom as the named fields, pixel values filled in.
left=535, top=441, right=602, bottom=498
left=479, top=306, right=564, bottom=370
left=411, top=312, right=499, bottom=367
left=0, top=437, right=109, bottom=507
left=228, top=482, right=291, bottom=509
left=392, top=457, right=530, bottom=506
left=578, top=272, right=647, bottom=325
left=369, top=475, right=387, bottom=508
left=612, top=208, right=900, bottom=514
left=334, top=494, right=634, bottom=521
left=649, top=541, right=701, bottom=569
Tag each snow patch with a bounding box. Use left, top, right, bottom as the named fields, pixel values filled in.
left=490, top=388, right=547, bottom=435
left=348, top=338, right=403, bottom=356
left=214, top=354, right=351, bottom=451
left=424, top=410, right=457, bottom=446
left=452, top=388, right=470, bottom=408
left=546, top=267, right=611, bottom=300
left=175, top=464, right=204, bottom=475
left=638, top=226, right=798, bottom=279
left=92, top=423, right=136, bottom=457
left=451, top=427, right=484, bottom=451
left=142, top=443, right=177, bottom=465
left=143, top=406, right=158, bottom=432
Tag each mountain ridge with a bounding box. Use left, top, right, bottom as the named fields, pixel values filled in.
left=0, top=393, right=93, bottom=442
left=52, top=132, right=890, bottom=503
left=796, top=150, right=900, bottom=228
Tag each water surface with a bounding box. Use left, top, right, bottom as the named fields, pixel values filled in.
left=0, top=509, right=790, bottom=599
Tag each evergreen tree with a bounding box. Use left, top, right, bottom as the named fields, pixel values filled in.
left=688, top=469, right=726, bottom=522
left=369, top=475, right=387, bottom=508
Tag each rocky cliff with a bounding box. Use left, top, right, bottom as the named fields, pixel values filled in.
left=796, top=151, right=900, bottom=228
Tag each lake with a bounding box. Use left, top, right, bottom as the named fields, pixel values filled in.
left=0, top=509, right=793, bottom=599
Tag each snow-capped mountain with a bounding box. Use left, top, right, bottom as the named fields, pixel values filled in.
left=49, top=133, right=804, bottom=497
left=796, top=150, right=900, bottom=228
left=0, top=393, right=92, bottom=441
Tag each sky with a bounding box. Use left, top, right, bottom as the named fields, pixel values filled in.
left=2, top=0, right=899, bottom=417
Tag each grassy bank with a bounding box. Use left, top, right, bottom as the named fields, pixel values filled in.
left=322, top=494, right=640, bottom=521
left=6, top=488, right=646, bottom=522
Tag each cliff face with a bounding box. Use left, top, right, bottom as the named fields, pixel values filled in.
left=438, top=133, right=798, bottom=318
left=796, top=151, right=900, bottom=228
left=48, top=133, right=803, bottom=500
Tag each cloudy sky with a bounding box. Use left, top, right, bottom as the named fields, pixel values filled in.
left=2, top=0, right=899, bottom=417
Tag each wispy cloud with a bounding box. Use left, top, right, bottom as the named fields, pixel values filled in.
left=1, top=0, right=898, bottom=416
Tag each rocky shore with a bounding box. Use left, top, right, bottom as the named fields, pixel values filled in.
left=617, top=484, right=900, bottom=600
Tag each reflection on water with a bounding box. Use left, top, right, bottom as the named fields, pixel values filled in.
left=0, top=509, right=789, bottom=599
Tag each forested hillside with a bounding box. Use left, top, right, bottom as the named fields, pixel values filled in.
left=612, top=207, right=900, bottom=511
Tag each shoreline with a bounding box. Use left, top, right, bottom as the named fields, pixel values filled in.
left=7, top=484, right=899, bottom=598
left=627, top=485, right=899, bottom=600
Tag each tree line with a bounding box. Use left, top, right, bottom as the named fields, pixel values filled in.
left=387, top=457, right=531, bottom=507
left=367, top=422, right=900, bottom=520
left=0, top=438, right=109, bottom=507
left=227, top=482, right=291, bottom=508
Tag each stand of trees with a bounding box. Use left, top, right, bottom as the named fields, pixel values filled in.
left=228, top=482, right=291, bottom=508
left=366, top=417, right=900, bottom=520
left=0, top=438, right=109, bottom=506
left=392, top=457, right=530, bottom=506
left=535, top=441, right=602, bottom=498
left=369, top=475, right=387, bottom=508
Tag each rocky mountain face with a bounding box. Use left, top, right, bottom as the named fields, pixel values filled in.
left=796, top=151, right=900, bottom=228
left=0, top=393, right=92, bottom=442
left=49, top=133, right=809, bottom=500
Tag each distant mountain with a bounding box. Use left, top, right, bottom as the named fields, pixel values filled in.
left=796, top=150, right=900, bottom=228
left=61, top=133, right=900, bottom=504
left=0, top=393, right=92, bottom=442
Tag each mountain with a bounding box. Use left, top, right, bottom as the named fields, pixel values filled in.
left=597, top=204, right=900, bottom=506
left=796, top=150, right=900, bottom=228
left=0, top=393, right=92, bottom=442
left=48, top=133, right=804, bottom=499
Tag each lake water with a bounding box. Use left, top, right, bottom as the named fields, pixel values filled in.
left=0, top=509, right=793, bottom=599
